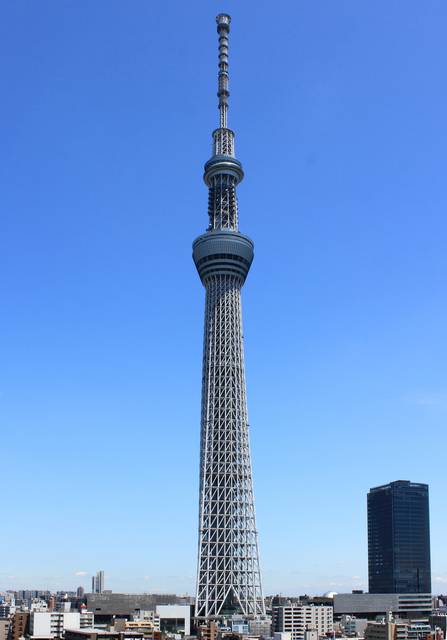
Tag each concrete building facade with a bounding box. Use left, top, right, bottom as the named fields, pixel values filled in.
left=339, top=615, right=369, bottom=637
left=155, top=605, right=191, bottom=636
left=9, top=612, right=29, bottom=640
left=273, top=604, right=333, bottom=640
left=0, top=620, right=10, bottom=640
left=29, top=611, right=94, bottom=639
left=86, top=595, right=180, bottom=618
left=65, top=631, right=144, bottom=640
left=334, top=593, right=432, bottom=619
left=364, top=621, right=396, bottom=640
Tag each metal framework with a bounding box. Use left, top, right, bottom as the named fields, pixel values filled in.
left=193, top=14, right=265, bottom=620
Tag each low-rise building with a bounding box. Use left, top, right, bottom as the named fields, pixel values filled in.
left=65, top=630, right=144, bottom=640
left=303, top=629, right=318, bottom=640
left=0, top=619, right=10, bottom=640
left=273, top=632, right=292, bottom=640
left=365, top=618, right=434, bottom=640
left=197, top=621, right=217, bottom=640
left=9, top=612, right=30, bottom=640
left=30, top=601, right=49, bottom=613
left=120, top=612, right=160, bottom=638
left=0, top=605, right=13, bottom=619
left=365, top=621, right=396, bottom=640
left=232, top=622, right=249, bottom=635
left=86, top=595, right=180, bottom=619
left=406, top=622, right=432, bottom=640
left=248, top=617, right=272, bottom=637
left=273, top=604, right=333, bottom=640
left=29, top=610, right=94, bottom=639
left=334, top=595, right=432, bottom=620
left=340, top=615, right=369, bottom=637
left=155, top=605, right=191, bottom=636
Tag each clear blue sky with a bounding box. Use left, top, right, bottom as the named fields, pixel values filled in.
left=1, top=1, right=446, bottom=596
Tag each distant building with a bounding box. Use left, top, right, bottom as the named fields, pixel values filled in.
left=30, top=600, right=49, bottom=612
left=340, top=615, right=369, bottom=637
left=86, top=594, right=181, bottom=620
left=432, top=596, right=445, bottom=609
left=368, top=481, right=431, bottom=594
left=77, top=588, right=85, bottom=599
left=47, top=597, right=56, bottom=612
left=14, top=592, right=51, bottom=607
left=92, top=572, right=105, bottom=595
left=273, top=604, right=333, bottom=640
left=334, top=593, right=432, bottom=620
left=249, top=617, right=272, bottom=637
left=0, top=606, right=12, bottom=619
left=430, top=613, right=447, bottom=637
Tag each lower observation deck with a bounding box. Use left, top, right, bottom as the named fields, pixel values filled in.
left=193, top=229, right=254, bottom=284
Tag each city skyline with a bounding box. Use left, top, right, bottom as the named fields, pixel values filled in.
left=1, top=0, right=446, bottom=596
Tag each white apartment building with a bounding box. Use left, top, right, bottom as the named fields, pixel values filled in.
left=30, top=601, right=49, bottom=612
left=273, top=604, right=333, bottom=640
left=29, top=611, right=94, bottom=639
left=155, top=605, right=191, bottom=636
left=0, top=605, right=14, bottom=618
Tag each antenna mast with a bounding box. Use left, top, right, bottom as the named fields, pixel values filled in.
left=216, top=14, right=231, bottom=128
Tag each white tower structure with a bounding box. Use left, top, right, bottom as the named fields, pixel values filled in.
left=193, top=14, right=265, bottom=620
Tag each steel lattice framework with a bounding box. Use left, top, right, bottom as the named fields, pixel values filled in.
left=193, top=14, right=265, bottom=621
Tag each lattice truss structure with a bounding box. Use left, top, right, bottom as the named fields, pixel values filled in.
left=192, top=14, right=265, bottom=620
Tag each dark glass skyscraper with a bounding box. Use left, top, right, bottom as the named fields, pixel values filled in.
left=368, top=480, right=431, bottom=594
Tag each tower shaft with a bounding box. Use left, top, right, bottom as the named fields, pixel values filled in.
left=193, top=14, right=265, bottom=620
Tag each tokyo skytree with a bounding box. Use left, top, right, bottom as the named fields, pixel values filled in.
left=193, top=14, right=265, bottom=620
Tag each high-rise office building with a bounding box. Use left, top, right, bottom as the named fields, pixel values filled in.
left=368, top=480, right=431, bottom=594
left=193, top=15, right=265, bottom=619
left=91, top=571, right=104, bottom=594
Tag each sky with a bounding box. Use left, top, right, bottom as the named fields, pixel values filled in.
left=1, top=0, right=446, bottom=597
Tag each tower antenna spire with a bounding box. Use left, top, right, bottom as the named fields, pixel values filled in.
left=216, top=13, right=231, bottom=128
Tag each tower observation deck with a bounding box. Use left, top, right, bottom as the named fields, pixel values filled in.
left=193, top=14, right=265, bottom=620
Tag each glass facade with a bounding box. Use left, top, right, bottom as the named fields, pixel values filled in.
left=368, top=480, right=431, bottom=594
